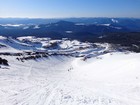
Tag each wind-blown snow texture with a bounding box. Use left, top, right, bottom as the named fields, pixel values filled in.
left=0, top=36, right=140, bottom=105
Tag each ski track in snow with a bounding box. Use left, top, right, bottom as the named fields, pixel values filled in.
left=0, top=53, right=140, bottom=105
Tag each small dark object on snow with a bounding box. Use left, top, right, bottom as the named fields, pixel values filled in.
left=0, top=57, right=9, bottom=66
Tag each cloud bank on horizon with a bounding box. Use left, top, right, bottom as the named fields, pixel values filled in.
left=0, top=0, right=140, bottom=18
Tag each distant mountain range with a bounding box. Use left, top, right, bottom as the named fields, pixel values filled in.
left=0, top=17, right=140, bottom=31
left=0, top=18, right=140, bottom=39
left=0, top=18, right=140, bottom=52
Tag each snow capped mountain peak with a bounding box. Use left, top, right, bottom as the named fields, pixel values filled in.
left=33, top=25, right=40, bottom=29
left=111, top=18, right=119, bottom=23
left=0, top=36, right=7, bottom=40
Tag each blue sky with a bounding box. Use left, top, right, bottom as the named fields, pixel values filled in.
left=0, top=0, right=140, bottom=18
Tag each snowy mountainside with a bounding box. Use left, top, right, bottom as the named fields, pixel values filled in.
left=0, top=36, right=110, bottom=59
left=0, top=36, right=140, bottom=105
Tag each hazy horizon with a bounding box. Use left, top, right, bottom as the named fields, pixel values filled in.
left=0, top=17, right=140, bottom=19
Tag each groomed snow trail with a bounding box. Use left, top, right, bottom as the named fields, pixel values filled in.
left=0, top=53, right=140, bottom=105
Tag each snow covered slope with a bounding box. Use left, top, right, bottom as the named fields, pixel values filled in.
left=0, top=36, right=140, bottom=105
left=0, top=36, right=110, bottom=58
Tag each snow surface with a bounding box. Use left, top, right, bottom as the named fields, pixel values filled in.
left=0, top=52, right=140, bottom=105
left=0, top=24, right=23, bottom=27
left=33, top=25, right=40, bottom=29
left=65, top=31, right=73, bottom=33
left=111, top=19, right=119, bottom=23
left=0, top=36, right=7, bottom=40
left=75, top=23, right=85, bottom=26
left=23, top=26, right=29, bottom=30
left=98, top=24, right=110, bottom=26
left=0, top=36, right=140, bottom=105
